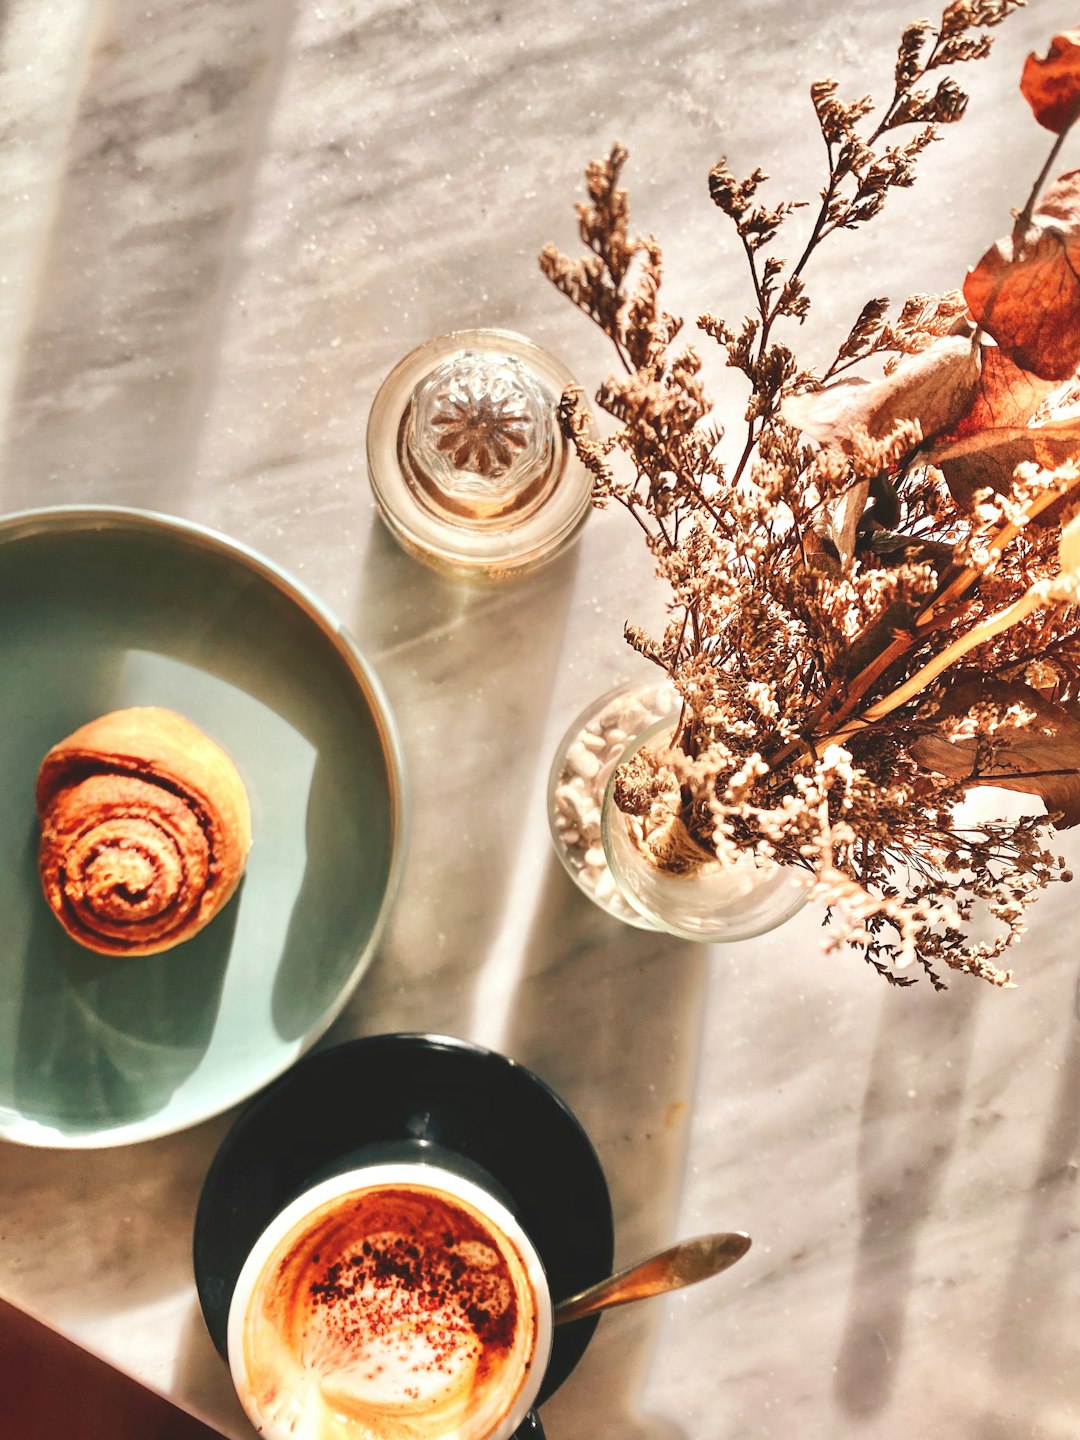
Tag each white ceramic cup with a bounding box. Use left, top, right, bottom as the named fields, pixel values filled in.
left=227, top=1159, right=554, bottom=1440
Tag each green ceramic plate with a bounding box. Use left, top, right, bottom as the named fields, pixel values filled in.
left=0, top=508, right=404, bottom=1148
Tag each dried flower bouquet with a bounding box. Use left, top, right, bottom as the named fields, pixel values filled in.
left=542, top=6, right=1080, bottom=988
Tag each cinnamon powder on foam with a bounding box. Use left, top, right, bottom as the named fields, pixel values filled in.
left=242, top=1187, right=538, bottom=1438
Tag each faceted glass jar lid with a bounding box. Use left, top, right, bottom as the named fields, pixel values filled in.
left=366, top=329, right=594, bottom=577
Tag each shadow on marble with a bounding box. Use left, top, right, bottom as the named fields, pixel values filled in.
left=503, top=853, right=705, bottom=1440
left=972, top=981, right=1080, bottom=1440
left=0, top=0, right=296, bottom=511
left=329, top=518, right=583, bottom=1041
left=833, top=986, right=981, bottom=1420
left=351, top=507, right=583, bottom=660
left=0, top=1111, right=233, bottom=1323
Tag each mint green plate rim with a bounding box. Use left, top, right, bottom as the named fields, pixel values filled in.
left=0, top=505, right=407, bottom=1149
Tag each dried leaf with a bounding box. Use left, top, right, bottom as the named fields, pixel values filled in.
left=926, top=346, right=1080, bottom=507
left=944, top=345, right=1060, bottom=437
left=1021, top=30, right=1080, bottom=134
left=911, top=675, right=1080, bottom=826
left=782, top=336, right=981, bottom=450
left=963, top=170, right=1080, bottom=381
left=830, top=476, right=873, bottom=563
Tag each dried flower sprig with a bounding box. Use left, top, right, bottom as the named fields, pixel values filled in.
left=542, top=8, right=1080, bottom=987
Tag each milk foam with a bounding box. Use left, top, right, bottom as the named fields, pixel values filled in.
left=237, top=1184, right=539, bottom=1440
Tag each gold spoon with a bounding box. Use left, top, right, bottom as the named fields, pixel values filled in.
left=553, top=1231, right=752, bottom=1326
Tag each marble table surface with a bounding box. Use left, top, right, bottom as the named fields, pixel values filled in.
left=1, top=1, right=1079, bottom=1436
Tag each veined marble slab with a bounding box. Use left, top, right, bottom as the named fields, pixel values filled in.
left=1, top=1, right=1078, bottom=1437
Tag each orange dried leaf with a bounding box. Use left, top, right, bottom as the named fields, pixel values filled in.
left=946, top=346, right=1060, bottom=439
left=1021, top=29, right=1080, bottom=134
left=911, top=676, right=1080, bottom=827
left=964, top=170, right=1080, bottom=381
left=926, top=346, right=1080, bottom=508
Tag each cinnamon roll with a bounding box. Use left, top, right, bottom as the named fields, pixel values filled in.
left=36, top=707, right=252, bottom=956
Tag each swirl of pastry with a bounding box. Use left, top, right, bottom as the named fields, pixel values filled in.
left=36, top=707, right=252, bottom=956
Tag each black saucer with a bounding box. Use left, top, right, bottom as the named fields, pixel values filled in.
left=193, top=1032, right=614, bottom=1403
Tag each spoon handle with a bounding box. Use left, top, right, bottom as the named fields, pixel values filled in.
left=553, top=1231, right=752, bottom=1326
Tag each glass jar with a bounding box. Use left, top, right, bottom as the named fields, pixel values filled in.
left=549, top=681, right=808, bottom=940
left=367, top=329, right=594, bottom=579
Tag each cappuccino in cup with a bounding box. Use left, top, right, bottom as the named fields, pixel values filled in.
left=228, top=1163, right=552, bottom=1440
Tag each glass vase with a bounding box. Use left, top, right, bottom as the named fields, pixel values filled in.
left=548, top=681, right=679, bottom=927
left=549, top=682, right=808, bottom=940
